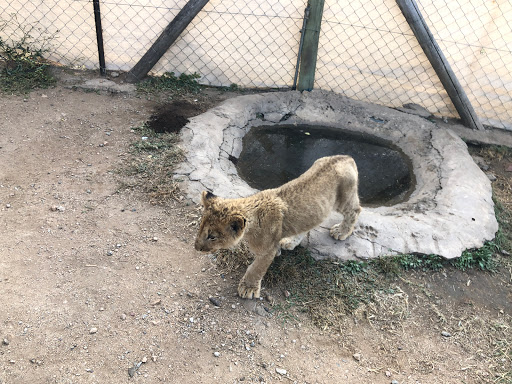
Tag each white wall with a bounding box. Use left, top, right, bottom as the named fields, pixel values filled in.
left=2, top=0, right=511, bottom=129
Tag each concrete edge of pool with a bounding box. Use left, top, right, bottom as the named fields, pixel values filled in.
left=174, top=90, right=498, bottom=260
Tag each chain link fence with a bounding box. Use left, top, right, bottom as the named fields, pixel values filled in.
left=1, top=0, right=511, bottom=130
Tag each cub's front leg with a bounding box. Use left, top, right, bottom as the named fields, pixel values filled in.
left=238, top=249, right=277, bottom=299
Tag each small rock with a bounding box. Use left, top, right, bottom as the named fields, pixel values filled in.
left=128, top=366, right=137, bottom=378
left=128, top=361, right=143, bottom=377
left=441, top=331, right=451, bottom=337
left=209, top=297, right=221, bottom=307
left=107, top=250, right=113, bottom=256
left=2, top=338, right=9, bottom=346
left=284, top=290, right=291, bottom=298
left=275, top=368, right=287, bottom=375
left=151, top=299, right=161, bottom=306
left=353, top=353, right=362, bottom=361
left=398, top=103, right=432, bottom=118
left=50, top=205, right=65, bottom=212
left=502, top=249, right=510, bottom=256
left=391, top=380, right=399, bottom=384
left=213, top=351, right=221, bottom=357
left=152, top=237, right=158, bottom=242
left=5, top=204, right=10, bottom=208
left=470, top=155, right=489, bottom=171
left=120, top=313, right=127, bottom=320
left=486, top=173, right=497, bottom=181
left=89, top=327, right=98, bottom=334
left=142, top=356, right=147, bottom=363
left=254, top=305, right=268, bottom=317
left=264, top=292, right=275, bottom=305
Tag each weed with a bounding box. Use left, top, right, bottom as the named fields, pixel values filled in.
left=0, top=17, right=56, bottom=93
left=395, top=253, right=444, bottom=272
left=495, top=198, right=512, bottom=254
left=370, top=253, right=444, bottom=275
left=452, top=241, right=498, bottom=271
left=339, top=260, right=367, bottom=275
left=137, top=71, right=201, bottom=96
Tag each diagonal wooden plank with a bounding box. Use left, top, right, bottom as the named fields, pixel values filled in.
left=396, top=0, right=484, bottom=130
left=126, top=0, right=209, bottom=83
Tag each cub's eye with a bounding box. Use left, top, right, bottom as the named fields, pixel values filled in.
left=207, top=233, right=217, bottom=241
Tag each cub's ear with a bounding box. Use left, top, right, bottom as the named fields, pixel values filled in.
left=201, top=190, right=216, bottom=206
left=230, top=215, right=247, bottom=235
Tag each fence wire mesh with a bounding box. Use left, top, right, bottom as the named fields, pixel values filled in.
left=0, top=0, right=511, bottom=129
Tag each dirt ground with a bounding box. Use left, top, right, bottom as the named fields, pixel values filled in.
left=0, top=77, right=511, bottom=384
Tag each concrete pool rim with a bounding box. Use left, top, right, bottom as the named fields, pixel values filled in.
left=174, top=90, right=498, bottom=260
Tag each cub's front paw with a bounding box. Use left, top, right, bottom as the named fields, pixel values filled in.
left=330, top=224, right=351, bottom=241
left=238, top=279, right=261, bottom=299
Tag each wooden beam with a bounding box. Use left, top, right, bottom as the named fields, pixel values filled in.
left=297, top=0, right=325, bottom=91
left=126, top=0, right=209, bottom=83
left=396, top=0, right=484, bottom=130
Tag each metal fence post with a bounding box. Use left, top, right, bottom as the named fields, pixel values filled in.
left=93, top=0, right=106, bottom=76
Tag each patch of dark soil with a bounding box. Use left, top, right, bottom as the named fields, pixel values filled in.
left=405, top=266, right=512, bottom=315
left=147, top=100, right=204, bottom=133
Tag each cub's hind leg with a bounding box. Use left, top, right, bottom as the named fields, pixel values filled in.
left=279, top=233, right=306, bottom=251
left=330, top=191, right=361, bottom=241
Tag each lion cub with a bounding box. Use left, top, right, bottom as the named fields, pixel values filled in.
left=195, top=155, right=361, bottom=299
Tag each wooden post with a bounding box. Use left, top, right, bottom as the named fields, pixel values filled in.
left=126, top=0, right=209, bottom=83
left=297, top=0, right=325, bottom=91
left=396, top=0, right=484, bottom=130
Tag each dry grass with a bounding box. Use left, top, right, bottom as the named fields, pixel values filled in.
left=211, top=242, right=253, bottom=275
left=120, top=126, right=184, bottom=205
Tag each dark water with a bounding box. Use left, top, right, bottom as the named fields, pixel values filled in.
left=235, top=125, right=415, bottom=206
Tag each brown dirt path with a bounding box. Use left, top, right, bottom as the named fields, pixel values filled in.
left=0, top=84, right=510, bottom=384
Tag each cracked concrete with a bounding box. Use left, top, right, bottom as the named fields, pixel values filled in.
left=175, top=90, right=499, bottom=260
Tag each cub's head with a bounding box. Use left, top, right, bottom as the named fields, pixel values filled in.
left=194, top=191, right=247, bottom=252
